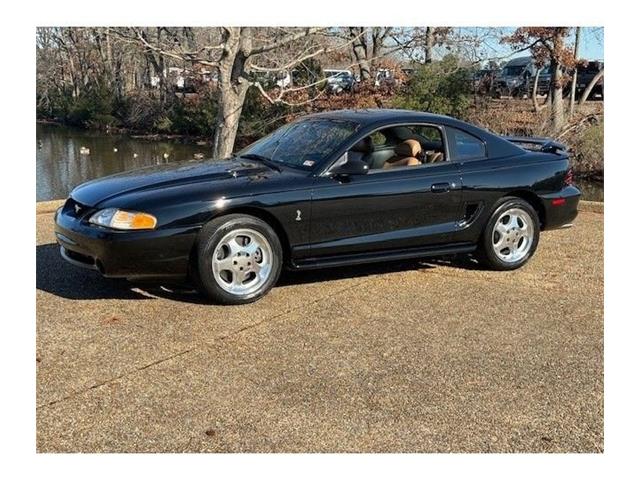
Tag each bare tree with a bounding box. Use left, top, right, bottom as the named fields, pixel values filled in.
left=125, top=27, right=333, bottom=159
left=343, top=27, right=394, bottom=81
left=531, top=68, right=545, bottom=112
left=569, top=27, right=581, bottom=117
left=370, top=27, right=393, bottom=67
left=424, top=27, right=434, bottom=63
left=348, top=27, right=371, bottom=80
left=503, top=27, right=577, bottom=132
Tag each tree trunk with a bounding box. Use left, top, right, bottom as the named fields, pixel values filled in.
left=369, top=27, right=390, bottom=70
left=424, top=27, right=434, bottom=64
left=579, top=69, right=604, bottom=104
left=532, top=68, right=544, bottom=112
left=212, top=28, right=252, bottom=159
left=349, top=27, right=371, bottom=81
left=550, top=30, right=565, bottom=132
left=550, top=58, right=565, bottom=132
left=569, top=27, right=581, bottom=117
left=213, top=87, right=247, bottom=159
left=141, top=29, right=169, bottom=104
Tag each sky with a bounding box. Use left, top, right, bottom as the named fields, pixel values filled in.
left=454, top=27, right=604, bottom=63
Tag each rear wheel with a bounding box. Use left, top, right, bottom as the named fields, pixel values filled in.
left=477, top=197, right=540, bottom=270
left=194, top=214, right=282, bottom=304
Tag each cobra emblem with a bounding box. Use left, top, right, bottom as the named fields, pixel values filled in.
left=295, top=209, right=302, bottom=221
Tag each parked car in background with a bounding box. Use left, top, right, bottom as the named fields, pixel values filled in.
left=55, top=109, right=580, bottom=305
left=374, top=68, right=396, bottom=87
left=323, top=69, right=356, bottom=94
left=275, top=70, right=292, bottom=89
left=492, top=56, right=536, bottom=98
left=576, top=60, right=604, bottom=99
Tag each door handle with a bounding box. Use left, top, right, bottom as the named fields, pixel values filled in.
left=431, top=182, right=452, bottom=193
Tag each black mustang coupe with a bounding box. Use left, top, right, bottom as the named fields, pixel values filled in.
left=55, top=109, right=580, bottom=304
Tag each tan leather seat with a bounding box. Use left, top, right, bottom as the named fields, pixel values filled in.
left=383, top=139, right=422, bottom=169
left=348, top=136, right=374, bottom=165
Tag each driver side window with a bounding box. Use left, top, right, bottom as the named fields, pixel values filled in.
left=347, top=124, right=447, bottom=171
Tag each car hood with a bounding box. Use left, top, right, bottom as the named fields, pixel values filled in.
left=71, top=157, right=279, bottom=207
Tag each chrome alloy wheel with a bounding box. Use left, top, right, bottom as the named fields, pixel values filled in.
left=491, top=207, right=534, bottom=263
left=211, top=228, right=273, bottom=295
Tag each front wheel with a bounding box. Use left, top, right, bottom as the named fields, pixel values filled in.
left=194, top=214, right=282, bottom=304
left=476, top=197, right=540, bottom=270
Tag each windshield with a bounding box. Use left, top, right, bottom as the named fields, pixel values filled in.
left=238, top=119, right=358, bottom=169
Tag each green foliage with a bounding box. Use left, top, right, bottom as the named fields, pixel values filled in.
left=168, top=91, right=218, bottom=136
left=153, top=116, right=173, bottom=133
left=87, top=114, right=119, bottom=129
left=64, top=83, right=117, bottom=128
left=393, top=55, right=472, bottom=119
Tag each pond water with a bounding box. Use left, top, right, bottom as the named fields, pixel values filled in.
left=36, top=123, right=206, bottom=201
left=36, top=122, right=604, bottom=202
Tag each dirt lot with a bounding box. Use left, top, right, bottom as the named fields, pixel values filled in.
left=36, top=209, right=603, bottom=453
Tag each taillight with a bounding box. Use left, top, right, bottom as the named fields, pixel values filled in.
left=564, top=167, right=575, bottom=186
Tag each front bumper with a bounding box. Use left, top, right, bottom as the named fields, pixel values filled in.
left=54, top=202, right=199, bottom=280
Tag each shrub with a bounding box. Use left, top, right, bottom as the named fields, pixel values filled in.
left=87, top=113, right=119, bottom=129
left=572, top=121, right=604, bottom=177
left=168, top=90, right=217, bottom=136
left=120, top=92, right=164, bottom=131
left=72, top=83, right=117, bottom=127
left=153, top=116, right=173, bottom=133
left=393, top=55, right=472, bottom=119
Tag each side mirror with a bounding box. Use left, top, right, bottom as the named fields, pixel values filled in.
left=331, top=153, right=369, bottom=177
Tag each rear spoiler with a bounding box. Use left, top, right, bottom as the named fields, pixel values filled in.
left=503, top=136, right=567, bottom=154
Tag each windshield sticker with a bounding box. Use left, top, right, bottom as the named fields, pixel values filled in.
left=303, top=160, right=315, bottom=167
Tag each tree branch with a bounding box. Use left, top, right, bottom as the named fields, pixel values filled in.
left=248, top=33, right=362, bottom=73
left=250, top=27, right=323, bottom=55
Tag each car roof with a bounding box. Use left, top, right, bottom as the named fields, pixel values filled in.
left=301, top=108, right=456, bottom=126
left=503, top=56, right=532, bottom=67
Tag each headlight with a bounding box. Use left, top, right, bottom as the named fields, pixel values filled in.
left=88, top=208, right=157, bottom=230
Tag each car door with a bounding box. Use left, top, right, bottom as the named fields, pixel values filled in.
left=307, top=125, right=463, bottom=258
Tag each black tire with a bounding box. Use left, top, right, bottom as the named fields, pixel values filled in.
left=193, top=214, right=283, bottom=304
left=476, top=197, right=540, bottom=271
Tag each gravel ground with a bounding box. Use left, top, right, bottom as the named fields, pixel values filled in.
left=36, top=210, right=603, bottom=452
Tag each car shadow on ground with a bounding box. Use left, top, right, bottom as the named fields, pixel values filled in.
left=36, top=243, right=152, bottom=301
left=36, top=242, right=483, bottom=303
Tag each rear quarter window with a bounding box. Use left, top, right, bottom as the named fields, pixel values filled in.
left=447, top=127, right=487, bottom=161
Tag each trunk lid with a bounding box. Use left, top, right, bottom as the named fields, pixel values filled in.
left=502, top=136, right=568, bottom=154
